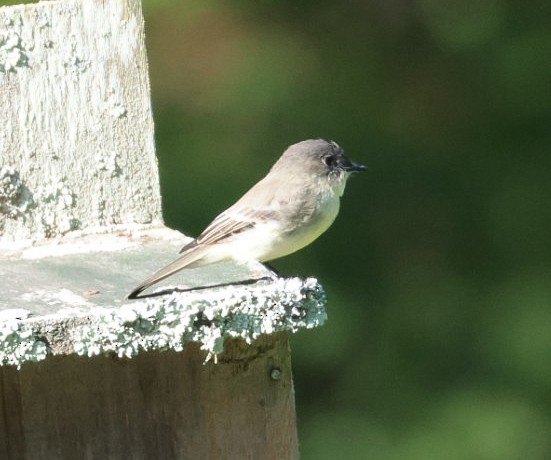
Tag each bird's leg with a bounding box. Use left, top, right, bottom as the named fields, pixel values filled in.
left=241, top=260, right=281, bottom=280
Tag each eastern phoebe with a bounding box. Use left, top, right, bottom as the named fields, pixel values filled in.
left=128, top=139, right=366, bottom=299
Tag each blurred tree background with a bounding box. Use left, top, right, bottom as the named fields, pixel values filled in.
left=4, top=0, right=550, bottom=457
left=141, top=1, right=550, bottom=458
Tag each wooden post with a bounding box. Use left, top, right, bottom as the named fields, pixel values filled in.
left=0, top=334, right=300, bottom=460
left=0, top=1, right=327, bottom=459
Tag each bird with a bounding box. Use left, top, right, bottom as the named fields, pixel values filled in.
left=128, top=139, right=366, bottom=299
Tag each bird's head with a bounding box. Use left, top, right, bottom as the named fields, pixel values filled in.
left=273, top=139, right=366, bottom=186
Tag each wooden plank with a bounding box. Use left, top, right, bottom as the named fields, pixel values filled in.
left=0, top=332, right=299, bottom=460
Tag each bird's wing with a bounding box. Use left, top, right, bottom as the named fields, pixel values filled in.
left=179, top=207, right=276, bottom=253
left=179, top=172, right=303, bottom=252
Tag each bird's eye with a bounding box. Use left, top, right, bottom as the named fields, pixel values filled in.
left=322, top=155, right=337, bottom=168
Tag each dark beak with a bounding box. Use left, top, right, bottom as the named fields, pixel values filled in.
left=341, top=159, right=367, bottom=172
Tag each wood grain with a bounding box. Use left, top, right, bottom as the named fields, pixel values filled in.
left=0, top=332, right=298, bottom=460
left=0, top=0, right=162, bottom=242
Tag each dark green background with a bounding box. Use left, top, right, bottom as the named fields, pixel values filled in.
left=143, top=2, right=551, bottom=458
left=6, top=0, right=551, bottom=457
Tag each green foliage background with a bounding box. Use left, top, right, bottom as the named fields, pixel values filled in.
left=144, top=1, right=550, bottom=458
left=5, top=0, right=550, bottom=457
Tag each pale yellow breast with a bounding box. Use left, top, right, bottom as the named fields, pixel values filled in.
left=261, top=187, right=342, bottom=261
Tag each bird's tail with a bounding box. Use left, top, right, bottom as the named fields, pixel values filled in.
left=127, top=245, right=209, bottom=299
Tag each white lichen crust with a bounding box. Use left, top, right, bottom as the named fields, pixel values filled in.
left=0, top=313, right=48, bottom=367
left=0, top=277, right=327, bottom=368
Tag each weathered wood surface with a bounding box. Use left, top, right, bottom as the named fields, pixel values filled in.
left=0, top=225, right=327, bottom=368
left=0, top=332, right=300, bottom=460
left=0, top=0, right=161, bottom=243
